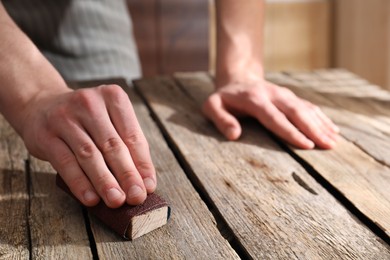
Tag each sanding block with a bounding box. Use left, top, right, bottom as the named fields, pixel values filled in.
left=56, top=174, right=171, bottom=240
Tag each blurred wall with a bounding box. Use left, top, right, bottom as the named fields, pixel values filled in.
left=335, top=0, right=390, bottom=90
left=128, top=0, right=390, bottom=90
left=127, top=0, right=209, bottom=76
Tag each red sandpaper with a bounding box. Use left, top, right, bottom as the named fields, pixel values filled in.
left=56, top=174, right=171, bottom=239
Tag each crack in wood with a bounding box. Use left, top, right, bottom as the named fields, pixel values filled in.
left=291, top=172, right=318, bottom=195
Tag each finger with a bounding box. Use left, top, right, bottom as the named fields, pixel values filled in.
left=248, top=99, right=315, bottom=149
left=79, top=90, right=148, bottom=205
left=102, top=85, right=156, bottom=195
left=277, top=101, right=336, bottom=149
left=202, top=93, right=241, bottom=140
left=48, top=137, right=100, bottom=207
left=55, top=118, right=127, bottom=208
left=312, top=104, right=340, bottom=133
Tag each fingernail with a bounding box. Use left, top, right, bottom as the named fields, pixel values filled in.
left=306, top=140, right=315, bottom=149
left=84, top=190, right=99, bottom=203
left=128, top=185, right=144, bottom=199
left=106, top=188, right=123, bottom=203
left=143, top=177, right=155, bottom=191
left=333, top=125, right=340, bottom=133
left=323, top=135, right=336, bottom=147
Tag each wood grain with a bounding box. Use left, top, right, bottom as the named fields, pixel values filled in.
left=130, top=206, right=168, bottom=240
left=135, top=73, right=390, bottom=258
left=266, top=70, right=390, bottom=237
left=27, top=158, right=92, bottom=259
left=74, top=80, right=239, bottom=259
left=0, top=116, right=29, bottom=259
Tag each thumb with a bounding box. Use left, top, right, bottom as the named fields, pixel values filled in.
left=202, top=94, right=241, bottom=140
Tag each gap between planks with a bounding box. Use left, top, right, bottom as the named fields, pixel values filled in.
left=134, top=72, right=390, bottom=258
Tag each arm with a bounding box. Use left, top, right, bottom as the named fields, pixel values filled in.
left=0, top=3, right=156, bottom=207
left=204, top=0, right=339, bottom=149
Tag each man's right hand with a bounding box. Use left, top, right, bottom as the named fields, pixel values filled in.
left=0, top=3, right=155, bottom=208
left=21, top=85, right=156, bottom=208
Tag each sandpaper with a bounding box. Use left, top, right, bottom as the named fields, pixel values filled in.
left=56, top=174, right=171, bottom=239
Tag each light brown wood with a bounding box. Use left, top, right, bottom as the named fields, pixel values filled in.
left=27, top=158, right=93, bottom=259
left=74, top=81, right=239, bottom=259
left=130, top=206, right=168, bottom=240
left=0, top=116, right=30, bottom=259
left=135, top=73, right=390, bottom=258
left=266, top=70, right=390, bottom=237
left=209, top=0, right=331, bottom=73
left=335, top=0, right=390, bottom=90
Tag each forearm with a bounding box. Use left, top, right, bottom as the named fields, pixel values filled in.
left=215, top=0, right=265, bottom=87
left=0, top=3, right=69, bottom=135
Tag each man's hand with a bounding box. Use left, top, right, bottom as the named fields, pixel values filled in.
left=22, top=85, right=156, bottom=208
left=0, top=3, right=155, bottom=208
left=203, top=80, right=339, bottom=149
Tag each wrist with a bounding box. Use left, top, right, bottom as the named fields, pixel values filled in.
left=215, top=60, right=264, bottom=88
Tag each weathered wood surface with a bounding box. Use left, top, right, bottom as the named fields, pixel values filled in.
left=135, top=73, right=390, bottom=258
left=267, top=70, right=390, bottom=237
left=73, top=81, right=239, bottom=259
left=28, top=158, right=93, bottom=259
left=0, top=116, right=29, bottom=259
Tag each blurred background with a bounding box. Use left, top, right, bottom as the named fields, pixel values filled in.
left=127, top=0, right=390, bottom=90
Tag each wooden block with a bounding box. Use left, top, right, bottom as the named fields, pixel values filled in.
left=130, top=206, right=169, bottom=239
left=56, top=174, right=171, bottom=240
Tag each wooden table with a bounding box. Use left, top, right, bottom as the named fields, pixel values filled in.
left=1, top=69, right=389, bottom=259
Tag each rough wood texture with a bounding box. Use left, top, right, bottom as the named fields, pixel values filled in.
left=135, top=73, right=390, bottom=258
left=266, top=69, right=390, bottom=237
left=0, top=116, right=29, bottom=259
left=130, top=206, right=168, bottom=240
left=28, top=158, right=92, bottom=259
left=73, top=80, right=238, bottom=259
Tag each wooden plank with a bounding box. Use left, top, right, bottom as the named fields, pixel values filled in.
left=0, top=115, right=29, bottom=258
left=73, top=80, right=238, bottom=259
left=135, top=73, right=390, bottom=258
left=266, top=70, right=390, bottom=238
left=334, top=0, right=390, bottom=90
left=27, top=158, right=93, bottom=259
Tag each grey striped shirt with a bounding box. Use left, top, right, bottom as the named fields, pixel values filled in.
left=3, top=0, right=141, bottom=82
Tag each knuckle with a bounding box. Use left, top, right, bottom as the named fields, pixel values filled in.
left=100, top=137, right=124, bottom=155
left=76, top=142, right=97, bottom=160
left=245, top=90, right=266, bottom=107
left=56, top=151, right=76, bottom=168
left=124, top=132, right=147, bottom=147
left=287, top=105, right=301, bottom=118
left=103, top=84, right=127, bottom=101
left=136, top=160, right=155, bottom=173
left=72, top=90, right=97, bottom=114
left=68, top=175, right=87, bottom=190
left=116, top=170, right=139, bottom=183
left=93, top=174, right=115, bottom=191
